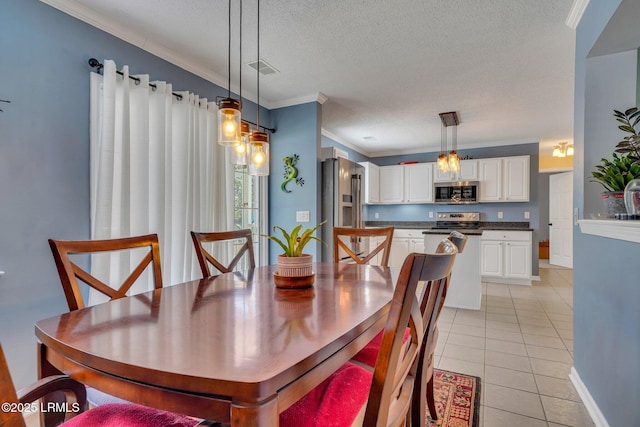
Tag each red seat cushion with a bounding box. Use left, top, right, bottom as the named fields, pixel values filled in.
left=62, top=403, right=200, bottom=427
left=351, top=327, right=411, bottom=368
left=280, top=362, right=372, bottom=427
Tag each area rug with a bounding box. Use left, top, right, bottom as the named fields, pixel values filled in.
left=426, top=369, right=481, bottom=427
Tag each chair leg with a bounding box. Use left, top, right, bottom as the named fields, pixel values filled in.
left=426, top=375, right=438, bottom=422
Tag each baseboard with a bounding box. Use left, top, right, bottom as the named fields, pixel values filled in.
left=569, top=367, right=610, bottom=427
left=532, top=275, right=541, bottom=282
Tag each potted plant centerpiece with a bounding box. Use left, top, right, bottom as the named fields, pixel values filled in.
left=591, top=108, right=640, bottom=217
left=263, top=220, right=326, bottom=288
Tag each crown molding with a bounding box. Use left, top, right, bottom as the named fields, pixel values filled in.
left=321, top=129, right=372, bottom=157
left=270, top=92, right=328, bottom=109
left=565, top=0, right=589, bottom=30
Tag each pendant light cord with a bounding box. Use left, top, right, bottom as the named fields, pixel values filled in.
left=227, top=0, right=232, bottom=99
left=239, top=0, right=242, bottom=103
left=256, top=0, right=260, bottom=127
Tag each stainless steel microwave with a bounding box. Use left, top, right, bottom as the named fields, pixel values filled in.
left=434, top=181, right=479, bottom=204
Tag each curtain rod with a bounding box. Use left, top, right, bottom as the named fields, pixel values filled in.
left=88, top=58, right=275, bottom=133
left=88, top=58, right=183, bottom=101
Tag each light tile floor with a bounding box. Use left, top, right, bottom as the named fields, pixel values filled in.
left=434, top=261, right=595, bottom=427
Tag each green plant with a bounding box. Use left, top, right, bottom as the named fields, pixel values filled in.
left=263, top=220, right=326, bottom=257
left=614, top=107, right=640, bottom=165
left=591, top=152, right=640, bottom=192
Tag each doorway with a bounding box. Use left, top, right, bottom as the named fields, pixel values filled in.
left=549, top=172, right=573, bottom=268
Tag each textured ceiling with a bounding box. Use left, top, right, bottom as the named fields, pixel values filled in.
left=43, top=0, right=576, bottom=157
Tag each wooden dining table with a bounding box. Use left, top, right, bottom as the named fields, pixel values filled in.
left=35, top=262, right=396, bottom=426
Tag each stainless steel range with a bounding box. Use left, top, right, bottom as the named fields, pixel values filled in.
left=433, top=212, right=480, bottom=230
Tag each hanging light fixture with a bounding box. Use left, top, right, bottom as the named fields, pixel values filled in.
left=552, top=141, right=574, bottom=158
left=217, top=0, right=242, bottom=146
left=230, top=0, right=249, bottom=166
left=438, top=111, right=460, bottom=173
left=248, top=0, right=269, bottom=176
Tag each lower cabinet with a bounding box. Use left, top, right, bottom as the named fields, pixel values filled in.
left=389, top=230, right=425, bottom=268
left=480, top=230, right=532, bottom=284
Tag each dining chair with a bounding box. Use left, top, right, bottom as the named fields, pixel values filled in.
left=48, top=234, right=163, bottom=408
left=280, top=246, right=457, bottom=426
left=0, top=342, right=201, bottom=427
left=48, top=234, right=163, bottom=311
left=333, top=226, right=394, bottom=266
left=191, top=229, right=256, bottom=278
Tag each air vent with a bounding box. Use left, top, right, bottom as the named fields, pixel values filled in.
left=248, top=59, right=279, bottom=75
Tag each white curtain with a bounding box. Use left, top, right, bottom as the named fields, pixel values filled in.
left=89, top=60, right=234, bottom=304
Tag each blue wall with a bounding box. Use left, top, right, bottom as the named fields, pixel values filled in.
left=574, top=1, right=640, bottom=426
left=269, top=102, right=322, bottom=263
left=0, top=0, right=270, bottom=388
left=320, top=136, right=371, bottom=163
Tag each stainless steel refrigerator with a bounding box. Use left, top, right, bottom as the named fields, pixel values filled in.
left=321, top=157, right=365, bottom=262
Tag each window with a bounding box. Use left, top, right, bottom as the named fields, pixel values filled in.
left=234, top=165, right=268, bottom=267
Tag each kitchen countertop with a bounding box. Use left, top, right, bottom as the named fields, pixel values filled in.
left=364, top=221, right=533, bottom=233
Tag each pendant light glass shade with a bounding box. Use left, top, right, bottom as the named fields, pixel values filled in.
left=217, top=98, right=242, bottom=146
left=231, top=121, right=250, bottom=165
left=448, top=151, right=460, bottom=172
left=248, top=131, right=269, bottom=176
left=437, top=153, right=449, bottom=172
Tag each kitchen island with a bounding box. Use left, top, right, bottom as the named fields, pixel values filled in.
left=424, top=231, right=482, bottom=310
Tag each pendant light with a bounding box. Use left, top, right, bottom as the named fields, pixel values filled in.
left=437, top=120, right=449, bottom=172
left=437, top=111, right=460, bottom=174
left=217, top=0, right=242, bottom=146
left=231, top=0, right=249, bottom=166
left=248, top=0, right=269, bottom=176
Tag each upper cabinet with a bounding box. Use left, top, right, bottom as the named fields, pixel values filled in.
left=379, top=165, right=404, bottom=203
left=378, top=163, right=433, bottom=204
left=433, top=159, right=478, bottom=182
left=359, top=162, right=380, bottom=204
left=478, top=156, right=530, bottom=202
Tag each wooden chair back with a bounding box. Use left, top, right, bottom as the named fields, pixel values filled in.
left=0, top=344, right=24, bottom=427
left=190, top=229, right=256, bottom=277
left=333, top=227, right=394, bottom=266
left=2, top=342, right=88, bottom=427
left=48, top=234, right=163, bottom=311
left=364, top=245, right=457, bottom=426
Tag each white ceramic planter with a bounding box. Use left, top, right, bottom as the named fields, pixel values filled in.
left=277, top=254, right=313, bottom=277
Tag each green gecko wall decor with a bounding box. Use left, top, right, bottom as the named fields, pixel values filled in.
left=281, top=154, right=304, bottom=193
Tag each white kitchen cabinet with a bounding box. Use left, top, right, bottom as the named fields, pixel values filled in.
left=504, top=156, right=530, bottom=201
left=389, top=229, right=426, bottom=268
left=404, top=163, right=433, bottom=203
left=379, top=165, right=404, bottom=203
left=379, top=163, right=433, bottom=204
left=359, top=161, right=380, bottom=203
left=478, top=156, right=529, bottom=202
left=459, top=159, right=478, bottom=180
left=481, top=230, right=532, bottom=284
left=434, top=159, right=478, bottom=182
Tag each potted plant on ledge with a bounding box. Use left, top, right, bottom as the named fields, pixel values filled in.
left=263, top=220, right=326, bottom=288
left=591, top=153, right=640, bottom=217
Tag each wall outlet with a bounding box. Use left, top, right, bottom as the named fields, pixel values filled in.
left=498, top=211, right=504, bottom=219
left=429, top=211, right=434, bottom=218
left=296, top=211, right=310, bottom=222
left=524, top=211, right=530, bottom=219
left=374, top=212, right=380, bottom=219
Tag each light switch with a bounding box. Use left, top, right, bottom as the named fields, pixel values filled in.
left=498, top=211, right=503, bottom=219
left=429, top=211, right=434, bottom=218
left=374, top=212, right=380, bottom=219
left=524, top=211, right=530, bottom=219
left=296, top=211, right=310, bottom=222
